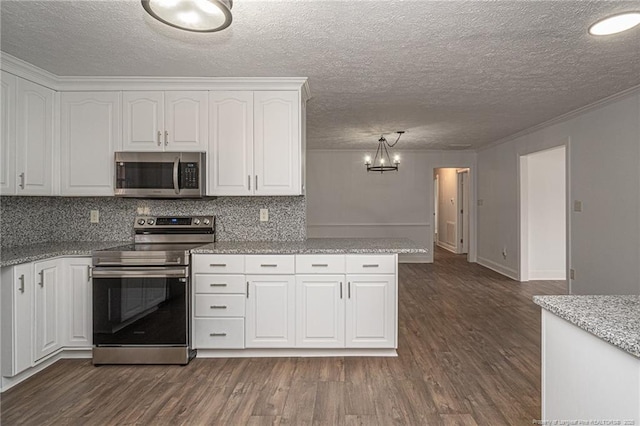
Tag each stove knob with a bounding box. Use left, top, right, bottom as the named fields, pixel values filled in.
left=137, top=219, right=146, bottom=225
left=193, top=218, right=201, bottom=225
left=203, top=218, right=211, bottom=225
left=147, top=219, right=155, bottom=225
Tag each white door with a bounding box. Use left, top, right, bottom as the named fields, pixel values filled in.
left=345, top=275, right=396, bottom=348
left=2, top=264, right=33, bottom=376
left=246, top=275, right=295, bottom=348
left=208, top=91, right=254, bottom=196
left=60, top=92, right=122, bottom=196
left=65, top=258, right=92, bottom=347
left=16, top=78, right=54, bottom=195
left=1, top=71, right=17, bottom=195
left=253, top=91, right=300, bottom=195
left=122, top=91, right=164, bottom=151
left=164, top=91, right=208, bottom=151
left=295, top=275, right=345, bottom=348
left=34, top=259, right=62, bottom=361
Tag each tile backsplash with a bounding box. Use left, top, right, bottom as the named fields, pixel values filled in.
left=0, top=196, right=306, bottom=248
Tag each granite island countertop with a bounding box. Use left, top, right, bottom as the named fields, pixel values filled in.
left=0, top=241, right=131, bottom=267
left=534, top=295, right=640, bottom=358
left=191, top=238, right=428, bottom=255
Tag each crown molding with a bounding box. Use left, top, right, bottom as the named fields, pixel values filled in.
left=0, top=51, right=311, bottom=96
left=1, top=52, right=58, bottom=89
left=477, top=83, right=640, bottom=152
left=307, top=148, right=476, bottom=154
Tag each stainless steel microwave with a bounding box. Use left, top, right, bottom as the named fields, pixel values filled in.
left=114, top=152, right=206, bottom=198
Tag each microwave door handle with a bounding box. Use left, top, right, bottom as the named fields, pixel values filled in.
left=173, top=157, right=180, bottom=195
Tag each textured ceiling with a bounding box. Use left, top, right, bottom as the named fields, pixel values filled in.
left=2, top=0, right=640, bottom=150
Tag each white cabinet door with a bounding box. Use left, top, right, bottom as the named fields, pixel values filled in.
left=345, top=274, right=396, bottom=348
left=122, top=91, right=164, bottom=151
left=0, top=71, right=17, bottom=195
left=253, top=91, right=301, bottom=195
left=1, top=264, right=33, bottom=377
left=16, top=78, right=54, bottom=195
left=295, top=275, right=345, bottom=348
left=34, top=259, right=62, bottom=361
left=165, top=91, right=208, bottom=152
left=64, top=258, right=92, bottom=348
left=246, top=275, right=295, bottom=348
left=60, top=92, right=121, bottom=196
left=208, top=91, right=254, bottom=196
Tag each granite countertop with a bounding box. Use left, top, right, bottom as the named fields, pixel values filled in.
left=534, top=295, right=640, bottom=358
left=191, top=238, right=428, bottom=255
left=0, top=241, right=131, bottom=267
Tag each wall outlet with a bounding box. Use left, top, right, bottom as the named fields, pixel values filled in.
left=573, top=200, right=582, bottom=212
left=137, top=206, right=151, bottom=215
left=260, top=209, right=269, bottom=222
left=90, top=210, right=100, bottom=223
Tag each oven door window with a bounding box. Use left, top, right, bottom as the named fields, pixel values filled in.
left=93, top=276, right=187, bottom=346
left=117, top=162, right=174, bottom=189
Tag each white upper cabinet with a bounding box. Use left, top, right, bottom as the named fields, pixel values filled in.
left=60, top=92, right=122, bottom=196
left=208, top=91, right=254, bottom=196
left=254, top=91, right=300, bottom=195
left=123, top=91, right=207, bottom=152
left=1, top=71, right=17, bottom=195
left=208, top=90, right=302, bottom=196
left=15, top=78, right=55, bottom=196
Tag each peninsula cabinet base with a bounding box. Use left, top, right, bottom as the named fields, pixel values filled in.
left=196, top=348, right=397, bottom=358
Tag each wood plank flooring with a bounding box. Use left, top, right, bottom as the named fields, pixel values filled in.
left=0, top=249, right=566, bottom=425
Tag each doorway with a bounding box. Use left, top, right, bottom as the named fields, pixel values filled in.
left=433, top=168, right=471, bottom=260
left=519, top=145, right=567, bottom=281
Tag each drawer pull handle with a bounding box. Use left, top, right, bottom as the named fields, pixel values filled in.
left=348, top=281, right=351, bottom=298
left=210, top=305, right=227, bottom=309
left=209, top=263, right=227, bottom=267
left=340, top=282, right=343, bottom=299
left=260, top=264, right=278, bottom=267
left=210, top=283, right=227, bottom=287
left=362, top=264, right=379, bottom=268
left=210, top=333, right=227, bottom=337
left=312, top=264, right=329, bottom=267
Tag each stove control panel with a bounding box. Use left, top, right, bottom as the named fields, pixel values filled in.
left=134, top=216, right=215, bottom=229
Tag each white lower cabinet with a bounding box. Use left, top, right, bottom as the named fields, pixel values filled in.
left=245, top=275, right=295, bottom=348
left=346, top=275, right=396, bottom=348
left=296, top=275, right=345, bottom=348
left=34, top=259, right=63, bottom=361
left=1, top=264, right=34, bottom=377
left=64, top=258, right=92, bottom=347
left=194, top=318, right=244, bottom=349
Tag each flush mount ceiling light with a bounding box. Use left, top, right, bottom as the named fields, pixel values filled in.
left=589, top=12, right=640, bottom=36
left=364, top=131, right=404, bottom=173
left=142, top=0, right=233, bottom=33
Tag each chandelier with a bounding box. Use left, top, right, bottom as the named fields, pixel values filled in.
left=364, top=131, right=404, bottom=173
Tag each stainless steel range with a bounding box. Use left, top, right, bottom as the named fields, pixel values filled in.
left=91, top=215, right=215, bottom=365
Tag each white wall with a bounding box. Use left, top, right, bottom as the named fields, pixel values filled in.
left=306, top=150, right=476, bottom=262
left=524, top=146, right=566, bottom=280
left=477, top=90, right=640, bottom=294
left=435, top=168, right=459, bottom=252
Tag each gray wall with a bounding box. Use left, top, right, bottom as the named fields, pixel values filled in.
left=0, top=196, right=306, bottom=248
left=477, top=90, right=640, bottom=294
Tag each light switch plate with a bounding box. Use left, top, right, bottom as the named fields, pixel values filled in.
left=260, top=209, right=269, bottom=222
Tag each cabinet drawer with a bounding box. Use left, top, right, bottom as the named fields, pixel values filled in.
left=194, top=318, right=245, bottom=349
left=192, top=255, right=244, bottom=274
left=346, top=255, right=396, bottom=274
left=245, top=255, right=295, bottom=274
left=194, top=274, right=246, bottom=294
left=195, top=295, right=245, bottom=317
left=295, top=255, right=345, bottom=274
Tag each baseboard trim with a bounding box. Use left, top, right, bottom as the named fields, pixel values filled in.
left=196, top=348, right=398, bottom=358
left=436, top=241, right=458, bottom=254
left=529, top=270, right=566, bottom=280
left=1, top=348, right=92, bottom=393
left=477, top=256, right=518, bottom=280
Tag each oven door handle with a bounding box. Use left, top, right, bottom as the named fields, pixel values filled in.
left=91, top=267, right=189, bottom=279
left=173, top=157, right=180, bottom=195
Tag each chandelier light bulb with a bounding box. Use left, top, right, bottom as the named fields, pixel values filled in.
left=394, top=155, right=400, bottom=164
left=364, top=155, right=371, bottom=165
left=380, top=158, right=385, bottom=164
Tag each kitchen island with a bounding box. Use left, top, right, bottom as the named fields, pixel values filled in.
left=534, top=295, right=639, bottom=424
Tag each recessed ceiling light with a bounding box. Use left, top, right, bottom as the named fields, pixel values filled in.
left=142, top=0, right=233, bottom=33
left=588, top=12, right=640, bottom=36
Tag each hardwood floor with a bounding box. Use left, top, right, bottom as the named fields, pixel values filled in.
left=0, top=249, right=566, bottom=425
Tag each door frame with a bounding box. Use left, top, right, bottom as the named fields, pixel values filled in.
left=457, top=169, right=470, bottom=254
